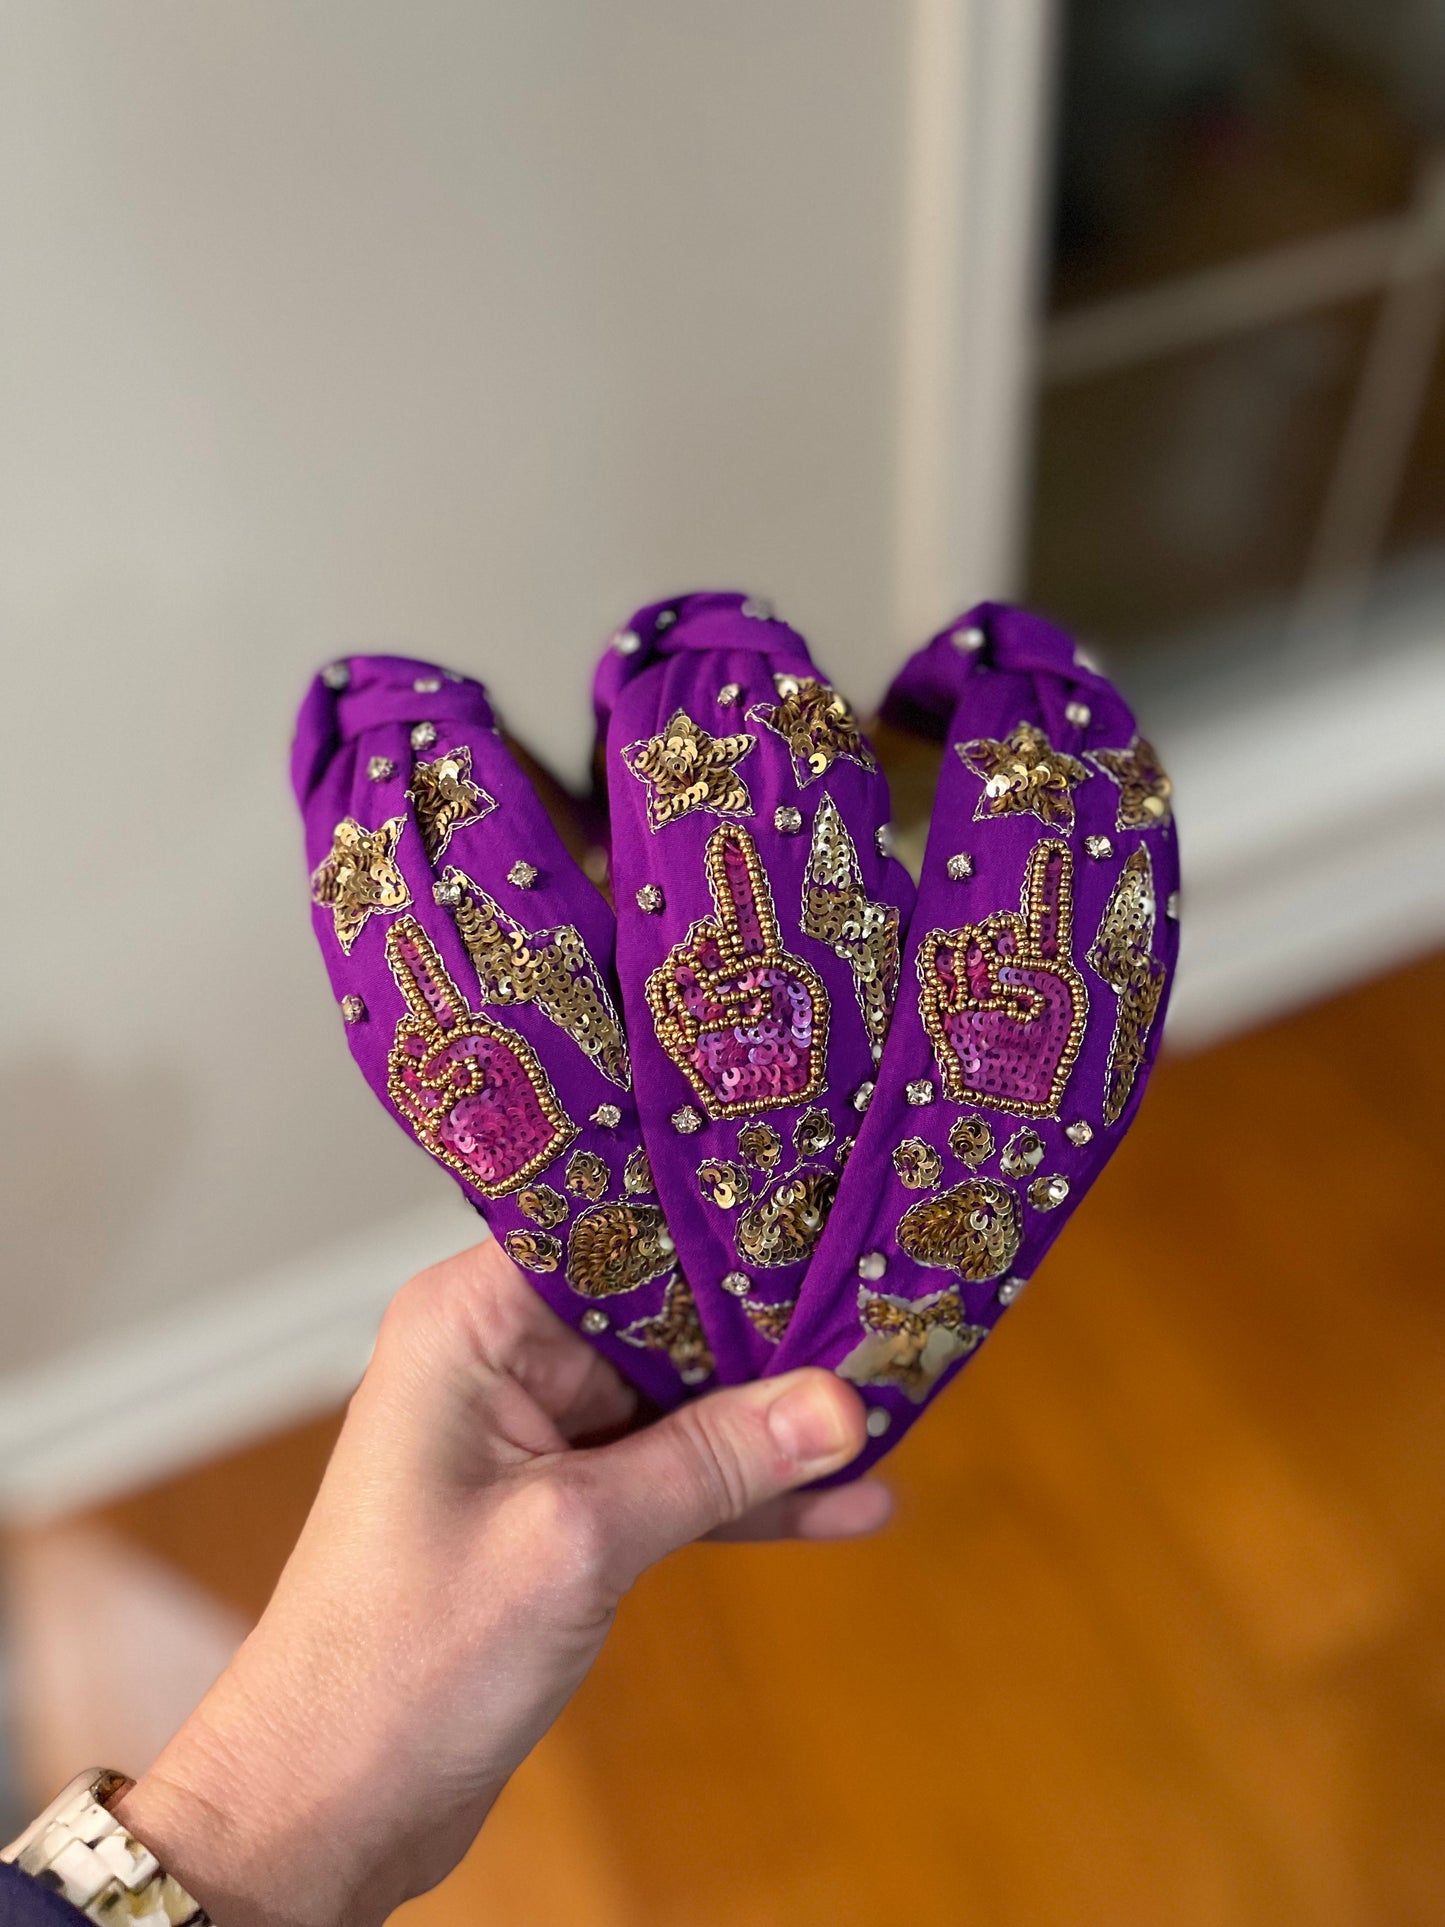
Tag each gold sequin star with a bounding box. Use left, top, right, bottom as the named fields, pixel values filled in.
left=619, top=1272, right=716, bottom=1383
left=310, top=816, right=412, bottom=953
left=406, top=745, right=495, bottom=862
left=622, top=710, right=755, bottom=830
left=1087, top=736, right=1173, bottom=832
left=750, top=674, right=876, bottom=785
left=741, top=1296, right=796, bottom=1344
left=837, top=1285, right=987, bottom=1404
left=958, top=721, right=1088, bottom=830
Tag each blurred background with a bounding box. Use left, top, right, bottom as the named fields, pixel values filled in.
left=2, top=4, right=1443, bottom=1921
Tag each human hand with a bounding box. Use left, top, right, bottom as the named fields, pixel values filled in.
left=917, top=838, right=1086, bottom=1115
left=645, top=825, right=827, bottom=1116
left=113, top=1240, right=886, bottom=1927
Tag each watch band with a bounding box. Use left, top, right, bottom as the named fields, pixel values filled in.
left=1, top=1770, right=210, bottom=1926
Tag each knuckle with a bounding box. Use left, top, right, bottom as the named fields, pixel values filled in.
left=671, top=1405, right=754, bottom=1525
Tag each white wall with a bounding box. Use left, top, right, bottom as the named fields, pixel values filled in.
left=0, top=2, right=911, bottom=1376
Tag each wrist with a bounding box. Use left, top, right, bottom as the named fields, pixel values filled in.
left=112, top=1685, right=374, bottom=1927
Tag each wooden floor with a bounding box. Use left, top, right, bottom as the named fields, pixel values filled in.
left=21, top=955, right=1445, bottom=1925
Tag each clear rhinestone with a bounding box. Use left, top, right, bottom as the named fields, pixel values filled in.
left=774, top=805, right=803, bottom=834
left=852, top=1082, right=875, bottom=1112
left=410, top=722, right=437, bottom=752
left=680, top=1364, right=713, bottom=1385
left=655, top=609, right=678, bottom=631
left=321, top=662, right=350, bottom=689
left=591, top=1103, right=622, bottom=1129
left=1028, top=1174, right=1070, bottom=1210
left=1065, top=700, right=1091, bottom=728
left=1065, top=1120, right=1093, bottom=1146
left=508, top=861, right=539, bottom=888
left=672, top=1105, right=703, bottom=1135
left=614, top=629, right=641, bottom=655
left=857, top=1251, right=888, bottom=1281
left=721, top=1270, right=750, bottom=1297
left=951, top=625, right=986, bottom=652
left=1084, top=835, right=1114, bottom=859
left=414, top=676, right=442, bottom=693
left=997, top=1276, right=1027, bottom=1306
left=905, top=1079, right=935, bottom=1107
left=366, top=755, right=396, bottom=782
left=433, top=879, right=463, bottom=907
left=741, top=596, right=774, bottom=620
left=580, top=1309, right=610, bottom=1335
left=946, top=852, right=975, bottom=880
left=876, top=825, right=894, bottom=858
left=774, top=674, right=800, bottom=698
left=717, top=683, right=742, bottom=706
left=1074, top=644, right=1101, bottom=672
left=864, top=1407, right=892, bottom=1438
left=636, top=884, right=665, bottom=913
left=1167, top=891, right=1181, bottom=920
left=340, top=994, right=366, bottom=1024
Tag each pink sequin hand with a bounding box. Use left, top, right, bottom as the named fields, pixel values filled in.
left=645, top=826, right=828, bottom=1118
left=917, top=839, right=1088, bottom=1118
left=385, top=918, right=577, bottom=1197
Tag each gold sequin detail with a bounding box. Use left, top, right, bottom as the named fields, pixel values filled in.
left=565, top=1202, right=675, bottom=1298
left=917, top=839, right=1088, bottom=1119
left=800, top=794, right=901, bottom=1056
left=794, top=1108, right=835, bottom=1157
left=505, top=1229, right=562, bottom=1273
left=892, top=1137, right=943, bottom=1190
left=518, top=1184, right=568, bottom=1229
left=565, top=1150, right=610, bottom=1200
left=1087, top=845, right=1167, bottom=1124
left=736, top=1167, right=838, bottom=1267
left=749, top=674, right=876, bottom=785
left=311, top=815, right=412, bottom=954
left=624, top=1147, right=655, bottom=1195
left=1087, top=737, right=1173, bottom=833
left=697, top=1158, right=753, bottom=1209
left=897, top=1179, right=1022, bottom=1282
left=645, top=825, right=829, bottom=1118
left=837, top=1285, right=987, bottom=1403
left=742, top=1296, right=796, bottom=1344
left=446, top=868, right=631, bottom=1088
left=622, top=709, right=755, bottom=830
left=999, top=1127, right=1046, bottom=1178
left=958, top=721, right=1088, bottom=830
left=385, top=918, right=576, bottom=1198
left=620, top=1272, right=716, bottom=1382
left=739, top=1121, right=784, bottom=1169
left=948, top=1116, right=995, bottom=1168
left=406, top=745, right=496, bottom=862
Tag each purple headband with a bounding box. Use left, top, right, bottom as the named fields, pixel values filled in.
left=293, top=593, right=1179, bottom=1468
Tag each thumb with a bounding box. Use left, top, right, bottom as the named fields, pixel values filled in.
left=578, top=1369, right=869, bottom=1585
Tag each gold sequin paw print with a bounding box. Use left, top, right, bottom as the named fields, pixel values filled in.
left=897, top=1179, right=1022, bottom=1282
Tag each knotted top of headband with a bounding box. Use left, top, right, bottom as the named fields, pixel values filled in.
left=292, top=592, right=1179, bottom=1475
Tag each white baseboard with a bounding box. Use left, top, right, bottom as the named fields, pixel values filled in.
left=0, top=1202, right=478, bottom=1523
left=1160, top=636, right=1445, bottom=1047
left=1, top=640, right=1440, bottom=1522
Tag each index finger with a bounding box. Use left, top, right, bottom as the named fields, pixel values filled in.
left=386, top=916, right=464, bottom=1031
left=1022, top=839, right=1072, bottom=960
left=704, top=825, right=778, bottom=960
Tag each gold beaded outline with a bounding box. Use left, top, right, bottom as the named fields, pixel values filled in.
left=645, top=823, right=830, bottom=1120
left=384, top=916, right=577, bottom=1198
left=915, top=838, right=1089, bottom=1119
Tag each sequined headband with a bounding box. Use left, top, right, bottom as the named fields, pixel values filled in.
left=293, top=592, right=1179, bottom=1471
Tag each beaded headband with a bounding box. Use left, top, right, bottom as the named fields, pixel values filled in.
left=293, top=592, right=1179, bottom=1467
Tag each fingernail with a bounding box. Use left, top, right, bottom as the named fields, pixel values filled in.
left=767, top=1378, right=853, bottom=1470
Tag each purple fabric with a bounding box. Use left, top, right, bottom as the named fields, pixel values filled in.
left=292, top=594, right=1179, bottom=1464
left=0, top=1864, right=87, bottom=1926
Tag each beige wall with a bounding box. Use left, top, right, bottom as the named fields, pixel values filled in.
left=1, top=3, right=912, bottom=1371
